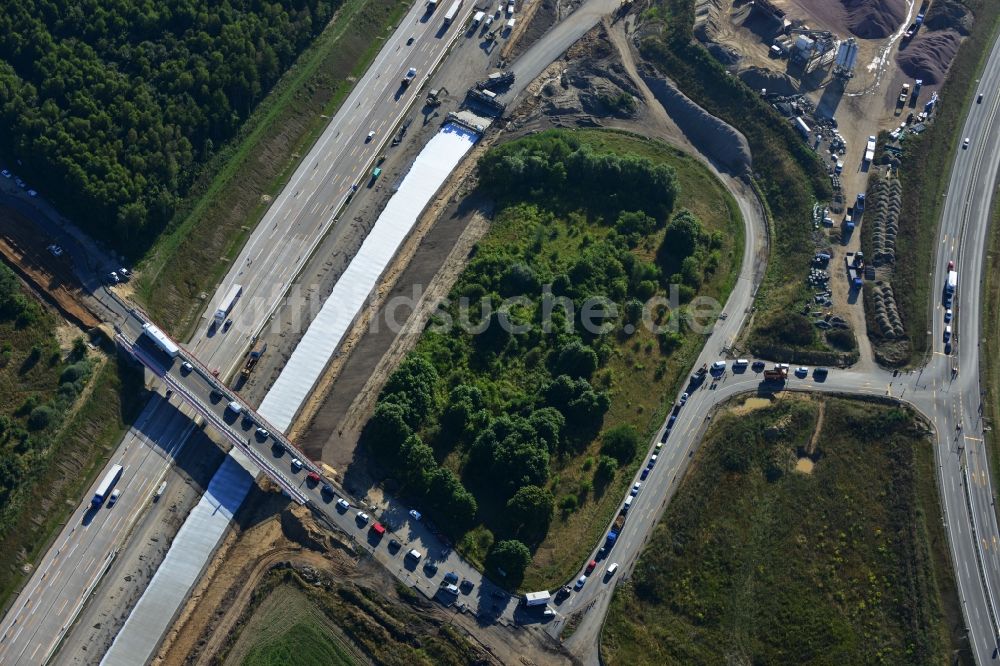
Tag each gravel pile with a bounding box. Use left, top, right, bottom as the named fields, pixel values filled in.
left=842, top=0, right=906, bottom=39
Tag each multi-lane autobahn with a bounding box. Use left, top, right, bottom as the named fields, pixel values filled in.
left=3, top=0, right=1000, bottom=663
left=0, top=0, right=477, bottom=661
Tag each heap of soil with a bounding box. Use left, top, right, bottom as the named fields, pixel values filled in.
left=923, top=0, right=973, bottom=36
left=739, top=67, right=799, bottom=97
left=897, top=0, right=972, bottom=85
left=641, top=71, right=752, bottom=175
left=842, top=0, right=906, bottom=39
left=898, top=30, right=962, bottom=84
left=784, top=0, right=905, bottom=39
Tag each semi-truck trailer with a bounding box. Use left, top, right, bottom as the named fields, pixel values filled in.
left=214, top=284, right=243, bottom=322
left=92, top=464, right=124, bottom=508
left=443, top=0, right=462, bottom=24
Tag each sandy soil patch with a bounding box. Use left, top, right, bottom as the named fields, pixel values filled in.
left=0, top=205, right=101, bottom=328
left=731, top=396, right=774, bottom=415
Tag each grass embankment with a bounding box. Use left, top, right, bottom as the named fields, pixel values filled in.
left=0, top=265, right=144, bottom=609
left=602, top=397, right=966, bottom=665
left=981, top=186, right=1000, bottom=493
left=893, top=0, right=1000, bottom=365
left=221, top=567, right=483, bottom=665
left=136, top=0, right=410, bottom=338
left=636, top=0, right=848, bottom=365
left=361, top=129, right=743, bottom=590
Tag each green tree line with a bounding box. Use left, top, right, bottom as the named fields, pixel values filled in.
left=0, top=0, right=337, bottom=253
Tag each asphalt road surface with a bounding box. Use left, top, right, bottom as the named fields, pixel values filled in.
left=552, top=32, right=1000, bottom=665
left=0, top=1, right=477, bottom=661
left=5, top=1, right=1000, bottom=664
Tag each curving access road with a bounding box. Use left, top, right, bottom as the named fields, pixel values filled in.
left=554, top=30, right=1000, bottom=666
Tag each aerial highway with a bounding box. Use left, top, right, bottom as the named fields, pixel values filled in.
left=0, top=0, right=477, bottom=661
left=3, top=0, right=1000, bottom=663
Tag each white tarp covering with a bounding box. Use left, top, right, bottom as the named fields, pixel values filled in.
left=100, top=122, right=477, bottom=663
left=101, top=450, right=255, bottom=666
left=259, top=122, right=479, bottom=432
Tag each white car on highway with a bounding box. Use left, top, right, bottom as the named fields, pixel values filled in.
left=631, top=482, right=641, bottom=496
left=291, top=458, right=303, bottom=472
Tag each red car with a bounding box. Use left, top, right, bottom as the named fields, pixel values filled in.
left=947, top=260, right=954, bottom=271
left=306, top=471, right=320, bottom=484
left=586, top=560, right=597, bottom=575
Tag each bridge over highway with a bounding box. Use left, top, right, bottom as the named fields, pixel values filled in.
left=111, top=299, right=318, bottom=506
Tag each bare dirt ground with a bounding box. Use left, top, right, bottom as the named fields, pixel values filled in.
left=292, top=19, right=741, bottom=493
left=157, top=490, right=564, bottom=666
left=691, top=0, right=975, bottom=371
left=778, top=0, right=906, bottom=39
left=0, top=204, right=101, bottom=328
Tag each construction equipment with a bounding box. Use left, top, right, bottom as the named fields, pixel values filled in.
left=475, top=71, right=515, bottom=92
left=426, top=87, right=447, bottom=107
left=241, top=339, right=268, bottom=379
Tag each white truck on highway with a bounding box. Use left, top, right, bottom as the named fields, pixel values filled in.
left=443, top=0, right=461, bottom=24
left=92, top=464, right=124, bottom=508
left=214, top=283, right=242, bottom=323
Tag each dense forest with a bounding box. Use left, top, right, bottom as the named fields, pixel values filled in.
left=361, top=132, right=734, bottom=586
left=0, top=0, right=337, bottom=252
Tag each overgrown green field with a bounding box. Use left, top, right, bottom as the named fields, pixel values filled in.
left=637, top=0, right=851, bottom=365
left=893, top=0, right=1000, bottom=365
left=602, top=396, right=964, bottom=665
left=221, top=568, right=483, bottom=666
left=0, top=265, right=144, bottom=608
left=361, top=129, right=743, bottom=589
left=136, top=0, right=410, bottom=338
left=980, top=184, right=1000, bottom=496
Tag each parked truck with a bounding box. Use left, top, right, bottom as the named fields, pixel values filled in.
left=241, top=339, right=268, bottom=379
left=864, top=135, right=876, bottom=163
left=763, top=366, right=788, bottom=383
left=523, top=590, right=551, bottom=607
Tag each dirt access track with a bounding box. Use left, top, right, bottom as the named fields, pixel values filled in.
left=0, top=203, right=101, bottom=329
left=156, top=489, right=568, bottom=666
